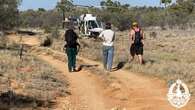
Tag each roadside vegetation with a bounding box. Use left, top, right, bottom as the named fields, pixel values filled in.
left=0, top=37, right=69, bottom=110
left=18, top=0, right=195, bottom=31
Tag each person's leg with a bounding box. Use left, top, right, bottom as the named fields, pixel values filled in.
left=138, top=55, right=143, bottom=64
left=103, top=46, right=108, bottom=70
left=137, top=46, right=144, bottom=64
left=66, top=48, right=72, bottom=72
left=72, top=48, right=77, bottom=71
left=129, top=44, right=135, bottom=62
left=107, top=46, right=114, bottom=71
left=130, top=54, right=135, bottom=61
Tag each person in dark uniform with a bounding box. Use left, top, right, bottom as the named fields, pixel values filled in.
left=64, top=25, right=80, bottom=72
left=129, top=22, right=144, bottom=64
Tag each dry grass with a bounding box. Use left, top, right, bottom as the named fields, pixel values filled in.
left=0, top=49, right=69, bottom=110
left=70, top=29, right=195, bottom=93
left=49, top=29, right=195, bottom=94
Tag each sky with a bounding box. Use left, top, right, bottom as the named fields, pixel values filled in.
left=19, top=0, right=170, bottom=11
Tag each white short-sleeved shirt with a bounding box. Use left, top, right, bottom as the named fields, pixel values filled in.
left=99, top=29, right=115, bottom=46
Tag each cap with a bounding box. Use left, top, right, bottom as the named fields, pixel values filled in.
left=132, top=22, right=138, bottom=27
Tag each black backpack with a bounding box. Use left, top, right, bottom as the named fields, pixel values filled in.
left=65, top=29, right=78, bottom=47
left=134, top=29, right=143, bottom=45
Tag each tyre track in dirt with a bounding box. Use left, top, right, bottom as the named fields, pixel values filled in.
left=8, top=35, right=115, bottom=110
left=37, top=53, right=115, bottom=110
left=78, top=56, right=195, bottom=110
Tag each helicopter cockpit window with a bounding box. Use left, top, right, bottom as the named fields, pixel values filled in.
left=88, top=20, right=98, bottom=29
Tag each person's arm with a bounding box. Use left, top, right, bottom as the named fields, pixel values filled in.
left=98, top=31, right=104, bottom=41
left=73, top=31, right=80, bottom=54
left=129, top=30, right=135, bottom=44
left=128, top=29, right=131, bottom=40
left=63, top=31, right=68, bottom=52
left=64, top=30, right=69, bottom=41
left=75, top=31, right=79, bottom=39
left=141, top=29, right=144, bottom=39
left=112, top=32, right=115, bottom=42
left=141, top=29, right=144, bottom=45
left=99, top=31, right=103, bottom=38
left=76, top=42, right=81, bottom=55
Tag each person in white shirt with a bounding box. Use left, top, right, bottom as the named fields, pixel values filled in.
left=99, top=23, right=115, bottom=72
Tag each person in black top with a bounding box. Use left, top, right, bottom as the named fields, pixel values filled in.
left=64, top=25, right=80, bottom=72
left=129, top=22, right=144, bottom=64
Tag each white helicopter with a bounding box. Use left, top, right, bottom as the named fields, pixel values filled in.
left=75, top=4, right=128, bottom=37
left=61, top=2, right=127, bottom=37
left=78, top=14, right=103, bottom=37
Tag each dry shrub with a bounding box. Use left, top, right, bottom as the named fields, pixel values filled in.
left=40, top=35, right=53, bottom=47
left=149, top=31, right=157, bottom=38
left=79, top=39, right=103, bottom=61
left=0, top=50, right=69, bottom=109
left=0, top=35, right=8, bottom=49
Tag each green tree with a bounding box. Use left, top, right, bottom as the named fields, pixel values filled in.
left=56, top=0, right=73, bottom=28
left=99, top=0, right=131, bottom=31
left=100, top=0, right=128, bottom=12
left=19, top=10, right=61, bottom=28
left=0, top=0, right=22, bottom=30
left=168, top=0, right=194, bottom=27
left=160, top=0, right=172, bottom=28
left=38, top=8, right=46, bottom=12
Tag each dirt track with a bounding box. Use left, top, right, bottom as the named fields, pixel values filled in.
left=8, top=35, right=195, bottom=110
